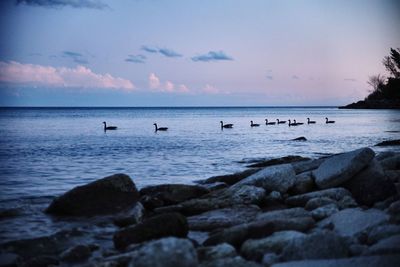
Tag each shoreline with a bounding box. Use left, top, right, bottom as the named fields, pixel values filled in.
left=1, top=144, right=400, bottom=266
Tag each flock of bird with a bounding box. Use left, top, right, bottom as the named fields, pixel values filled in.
left=103, top=117, right=335, bottom=132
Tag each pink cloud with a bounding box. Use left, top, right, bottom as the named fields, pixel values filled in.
left=148, top=72, right=190, bottom=94
left=0, top=61, right=135, bottom=90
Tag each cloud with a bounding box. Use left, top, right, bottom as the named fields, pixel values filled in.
left=148, top=73, right=161, bottom=89
left=62, top=51, right=88, bottom=64
left=148, top=73, right=189, bottom=94
left=141, top=45, right=158, bottom=53
left=344, top=78, right=357, bottom=82
left=158, top=48, right=182, bottom=58
left=0, top=61, right=134, bottom=90
left=125, top=54, right=146, bottom=64
left=202, top=84, right=220, bottom=94
left=191, top=51, right=233, bottom=62
left=15, top=0, right=109, bottom=9
left=292, top=75, right=300, bottom=80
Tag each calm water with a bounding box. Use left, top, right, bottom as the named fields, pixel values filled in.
left=0, top=107, right=399, bottom=242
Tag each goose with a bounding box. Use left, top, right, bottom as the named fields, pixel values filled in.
left=220, top=121, right=233, bottom=129
left=325, top=117, right=335, bottom=124
left=154, top=123, right=168, bottom=131
left=265, top=119, right=276, bottom=125
left=276, top=119, right=286, bottom=124
left=307, top=118, right=316, bottom=124
left=103, top=121, right=117, bottom=131
left=294, top=119, right=304, bottom=125
left=288, top=119, right=297, bottom=127
left=250, top=121, right=260, bottom=127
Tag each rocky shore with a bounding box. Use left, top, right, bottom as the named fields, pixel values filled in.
left=1, top=146, right=400, bottom=266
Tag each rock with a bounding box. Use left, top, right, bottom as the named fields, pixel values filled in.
left=127, top=237, right=198, bottom=267
left=113, top=202, right=145, bottom=227
left=140, top=194, right=164, bottom=210
left=380, top=154, right=400, bottom=170
left=199, top=256, right=263, bottom=267
left=240, top=230, right=306, bottom=261
left=196, top=169, right=260, bottom=185
left=233, top=164, right=296, bottom=194
left=46, top=173, right=139, bottom=216
left=364, top=234, right=400, bottom=255
left=247, top=156, right=310, bottom=168
left=388, top=200, right=400, bottom=223
left=372, top=195, right=399, bottom=210
left=375, top=139, right=400, bottom=146
left=312, top=148, right=375, bottom=189
left=376, top=151, right=397, bottom=161
left=343, top=159, right=396, bottom=206
left=197, top=243, right=237, bottom=262
left=311, top=204, right=339, bottom=220
left=292, top=136, right=307, bottom=141
left=385, top=170, right=400, bottom=183
left=349, top=244, right=368, bottom=256
left=113, top=212, right=188, bottom=250
left=188, top=205, right=260, bottom=231
left=139, top=184, right=210, bottom=206
left=21, top=256, right=59, bottom=267
left=0, top=253, right=20, bottom=267
left=266, top=191, right=283, bottom=202
left=281, top=230, right=348, bottom=261
left=154, top=185, right=265, bottom=216
left=337, top=195, right=358, bottom=209
left=292, top=158, right=324, bottom=174
left=201, top=182, right=228, bottom=191
left=270, top=254, right=400, bottom=267
left=318, top=208, right=389, bottom=238
left=368, top=224, right=400, bottom=244
left=255, top=207, right=310, bottom=222
left=60, top=244, right=92, bottom=263
left=288, top=171, right=315, bottom=195
left=285, top=188, right=352, bottom=207
left=305, top=197, right=337, bottom=211
left=262, top=253, right=279, bottom=266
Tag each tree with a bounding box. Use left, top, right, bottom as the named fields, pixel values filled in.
left=366, top=74, right=386, bottom=100
left=382, top=48, right=400, bottom=78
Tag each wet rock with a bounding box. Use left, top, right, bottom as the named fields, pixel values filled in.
left=197, top=243, right=237, bottom=262
left=388, top=200, right=400, bottom=223
left=292, top=136, right=307, bottom=141
left=292, top=158, right=324, bottom=174
left=60, top=244, right=92, bottom=263
left=262, top=253, right=279, bottom=266
left=140, top=184, right=210, bottom=206
left=196, top=169, right=260, bottom=185
left=255, top=207, right=310, bottom=221
left=288, top=171, right=315, bottom=195
left=343, top=159, right=396, bottom=206
left=368, top=224, right=400, bottom=244
left=349, top=244, right=368, bottom=256
left=0, top=253, right=20, bottom=267
left=380, top=154, right=400, bottom=170
left=312, top=147, right=375, bottom=189
left=305, top=197, right=337, bottom=211
left=311, top=204, right=339, bottom=220
left=154, top=185, right=265, bottom=216
left=21, top=255, right=59, bottom=267
left=372, top=195, right=399, bottom=210
left=113, top=202, right=145, bottom=227
left=385, top=170, right=400, bottom=183
left=46, top=173, right=140, bottom=216
left=140, top=194, right=164, bottom=210
left=337, top=195, right=359, bottom=209
left=233, top=164, right=296, bottom=194
left=241, top=230, right=305, bottom=261
left=113, top=212, right=188, bottom=250
left=376, top=151, right=397, bottom=161
left=281, top=230, right=348, bottom=261
left=364, top=234, right=400, bottom=255
left=318, top=208, right=389, bottom=238
left=127, top=237, right=198, bottom=267
left=285, top=188, right=352, bottom=207
left=270, top=255, right=400, bottom=267
left=266, top=191, right=283, bottom=202
left=188, top=205, right=260, bottom=231
left=199, top=256, right=263, bottom=267
left=375, top=139, right=400, bottom=146
left=200, top=182, right=228, bottom=191
left=247, top=156, right=310, bottom=168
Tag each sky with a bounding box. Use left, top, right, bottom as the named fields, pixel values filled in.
left=0, top=0, right=399, bottom=106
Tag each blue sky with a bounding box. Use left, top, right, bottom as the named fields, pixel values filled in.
left=0, top=0, right=399, bottom=106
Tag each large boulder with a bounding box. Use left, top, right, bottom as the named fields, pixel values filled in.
left=113, top=212, right=188, bottom=250
left=312, top=148, right=375, bottom=189
left=285, top=188, right=352, bottom=207
left=46, top=174, right=139, bottom=216
left=380, top=154, right=400, bottom=170
left=343, top=159, right=396, bottom=206
left=292, top=158, right=324, bottom=174
left=197, top=243, right=237, bottom=262
left=288, top=171, right=315, bottom=195
left=233, top=164, right=296, bottom=194
left=367, top=224, right=400, bottom=244
left=364, top=234, right=400, bottom=255
left=246, top=155, right=309, bottom=168
left=195, top=169, right=260, bottom=185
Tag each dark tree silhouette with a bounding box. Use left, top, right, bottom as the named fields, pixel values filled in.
left=382, top=48, right=400, bottom=78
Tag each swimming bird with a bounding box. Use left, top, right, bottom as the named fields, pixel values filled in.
left=265, top=119, right=276, bottom=125
left=276, top=119, right=286, bottom=124
left=294, top=119, right=304, bottom=125
left=307, top=118, right=316, bottom=124
left=288, top=119, right=297, bottom=127
left=154, top=123, right=168, bottom=131
left=251, top=121, right=260, bottom=127
left=220, top=121, right=233, bottom=129
left=325, top=117, right=335, bottom=124
left=103, top=121, right=117, bottom=131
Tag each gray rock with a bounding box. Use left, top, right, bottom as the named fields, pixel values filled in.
left=46, top=173, right=139, bottom=216
left=188, top=205, right=260, bottom=231
left=246, top=156, right=310, bottom=168
left=384, top=170, right=400, bottom=183
left=388, top=200, right=400, bottom=223
left=349, top=244, right=368, bottom=256
left=197, top=243, right=237, bottom=262
left=241, top=231, right=305, bottom=261
left=292, top=158, right=324, bottom=174
left=281, top=230, right=348, bottom=261
left=21, top=256, right=59, bottom=267
left=343, top=159, right=396, bottom=206
left=196, top=169, right=261, bottom=185
left=113, top=213, right=188, bottom=250
left=289, top=171, right=315, bottom=195
left=364, top=234, right=400, bottom=255
left=368, top=224, right=400, bottom=244
left=380, top=154, right=400, bottom=170
left=255, top=207, right=310, bottom=222
left=127, top=237, right=198, bottom=267
left=313, top=148, right=375, bottom=189
left=60, top=244, right=92, bottom=263
left=376, top=151, right=396, bottom=161
left=292, top=136, right=307, bottom=141
left=201, top=182, right=229, bottom=191
left=155, top=185, right=265, bottom=216
left=318, top=208, right=389, bottom=238
left=199, top=256, right=263, bottom=267
left=285, top=188, right=352, bottom=207
left=114, top=202, right=145, bottom=227
left=271, top=255, right=400, bottom=267
left=305, top=197, right=337, bottom=211
left=337, top=195, right=359, bottom=209
left=262, top=253, right=279, bottom=267
left=311, top=204, right=339, bottom=220
left=233, top=164, right=296, bottom=194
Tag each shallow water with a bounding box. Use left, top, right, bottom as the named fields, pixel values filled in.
left=0, top=107, right=399, bottom=242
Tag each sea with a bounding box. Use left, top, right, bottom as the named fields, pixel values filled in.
left=0, top=107, right=399, bottom=243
